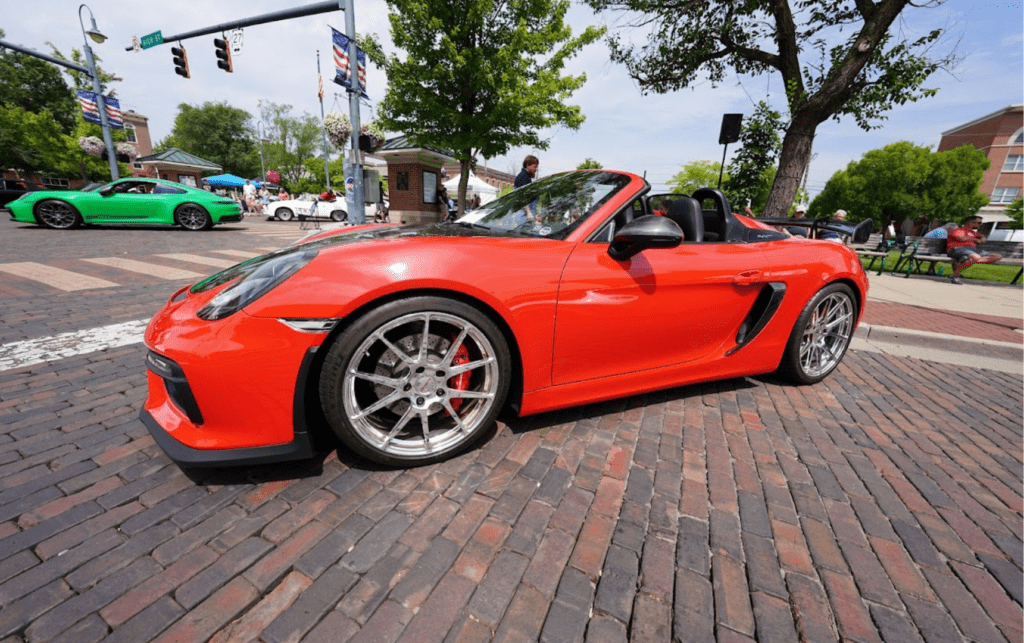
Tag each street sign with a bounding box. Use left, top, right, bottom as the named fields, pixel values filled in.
left=230, top=29, right=243, bottom=56
left=140, top=31, right=163, bottom=50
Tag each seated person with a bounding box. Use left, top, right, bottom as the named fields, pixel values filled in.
left=818, top=209, right=847, bottom=243
left=945, top=216, right=1002, bottom=285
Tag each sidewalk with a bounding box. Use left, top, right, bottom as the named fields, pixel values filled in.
left=855, top=271, right=1023, bottom=374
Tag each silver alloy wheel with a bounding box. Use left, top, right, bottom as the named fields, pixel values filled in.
left=798, top=291, right=854, bottom=378
left=342, top=311, right=501, bottom=458
left=330, top=209, right=346, bottom=222
left=37, top=201, right=78, bottom=229
left=276, top=208, right=294, bottom=221
left=177, top=204, right=209, bottom=230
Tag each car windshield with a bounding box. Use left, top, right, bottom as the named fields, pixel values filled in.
left=458, top=171, right=632, bottom=240
left=81, top=183, right=104, bottom=192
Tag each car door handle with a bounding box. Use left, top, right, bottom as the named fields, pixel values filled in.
left=732, top=270, right=764, bottom=286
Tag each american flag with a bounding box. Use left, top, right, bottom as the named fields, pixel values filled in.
left=332, top=28, right=367, bottom=96
left=75, top=89, right=124, bottom=129
left=318, top=74, right=324, bottom=102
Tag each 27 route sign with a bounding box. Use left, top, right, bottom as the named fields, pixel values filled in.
left=140, top=31, right=163, bottom=50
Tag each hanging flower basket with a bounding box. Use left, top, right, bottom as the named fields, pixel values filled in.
left=266, top=169, right=280, bottom=184
left=359, top=122, right=386, bottom=153
left=78, top=136, right=104, bottom=157
left=116, top=143, right=138, bottom=160
left=323, top=112, right=351, bottom=147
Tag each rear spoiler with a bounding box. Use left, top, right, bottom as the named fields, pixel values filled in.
left=757, top=216, right=872, bottom=245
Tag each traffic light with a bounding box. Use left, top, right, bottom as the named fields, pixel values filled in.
left=171, top=45, right=189, bottom=78
left=214, top=36, right=232, bottom=73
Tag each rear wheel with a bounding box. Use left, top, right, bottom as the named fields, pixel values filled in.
left=319, top=297, right=511, bottom=467
left=176, top=203, right=211, bottom=231
left=36, top=200, right=81, bottom=229
left=276, top=207, right=294, bottom=221
left=778, top=283, right=857, bottom=384
left=330, top=209, right=346, bottom=222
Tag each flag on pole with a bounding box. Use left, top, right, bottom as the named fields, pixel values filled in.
left=332, top=28, right=367, bottom=97
left=76, top=89, right=124, bottom=129
left=318, top=74, right=324, bottom=101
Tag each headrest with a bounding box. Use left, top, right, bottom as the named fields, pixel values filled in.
left=666, top=197, right=703, bottom=243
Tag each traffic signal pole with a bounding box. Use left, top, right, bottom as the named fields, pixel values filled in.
left=342, top=0, right=365, bottom=224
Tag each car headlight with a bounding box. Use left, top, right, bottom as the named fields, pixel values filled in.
left=195, top=248, right=317, bottom=320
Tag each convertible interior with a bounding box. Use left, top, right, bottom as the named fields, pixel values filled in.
left=592, top=187, right=740, bottom=244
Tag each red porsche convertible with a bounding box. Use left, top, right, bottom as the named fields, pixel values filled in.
left=142, top=170, right=870, bottom=468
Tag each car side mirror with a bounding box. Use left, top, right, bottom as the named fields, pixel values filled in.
left=98, top=185, right=114, bottom=197
left=608, top=215, right=683, bottom=261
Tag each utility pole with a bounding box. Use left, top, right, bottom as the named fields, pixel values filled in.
left=342, top=0, right=365, bottom=224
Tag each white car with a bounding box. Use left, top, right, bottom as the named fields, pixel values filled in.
left=266, top=198, right=348, bottom=222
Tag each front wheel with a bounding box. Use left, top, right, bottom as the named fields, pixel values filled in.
left=330, top=209, right=347, bottom=222
left=176, top=203, right=211, bottom=231
left=778, top=283, right=857, bottom=385
left=275, top=208, right=294, bottom=221
left=319, top=297, right=511, bottom=467
left=36, top=200, right=82, bottom=229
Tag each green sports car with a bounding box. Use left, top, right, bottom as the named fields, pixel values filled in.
left=6, top=178, right=243, bottom=231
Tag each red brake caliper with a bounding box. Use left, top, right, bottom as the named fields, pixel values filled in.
left=447, top=342, right=470, bottom=413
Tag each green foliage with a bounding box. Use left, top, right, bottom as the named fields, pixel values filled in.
left=46, top=43, right=118, bottom=94
left=1004, top=198, right=1023, bottom=229
left=583, top=0, right=958, bottom=215
left=374, top=0, right=603, bottom=211
left=257, top=101, right=324, bottom=189
left=157, top=102, right=260, bottom=178
left=810, top=142, right=989, bottom=226
left=668, top=160, right=727, bottom=196
left=0, top=104, right=68, bottom=177
left=724, top=102, right=782, bottom=214
left=577, top=158, right=602, bottom=169
left=0, top=37, right=77, bottom=133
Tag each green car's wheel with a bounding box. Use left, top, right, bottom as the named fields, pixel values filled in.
left=35, top=200, right=82, bottom=230
left=176, top=203, right=212, bottom=231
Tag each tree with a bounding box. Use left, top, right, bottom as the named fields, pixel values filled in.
left=584, top=0, right=958, bottom=216
left=667, top=160, right=728, bottom=197
left=810, top=141, right=989, bottom=226
left=46, top=43, right=119, bottom=95
left=724, top=102, right=782, bottom=214
left=0, top=29, right=77, bottom=133
left=1005, top=198, right=1023, bottom=230
left=367, top=0, right=603, bottom=215
left=0, top=104, right=68, bottom=178
left=157, top=102, right=260, bottom=178
left=577, top=158, right=602, bottom=169
left=258, top=101, right=325, bottom=187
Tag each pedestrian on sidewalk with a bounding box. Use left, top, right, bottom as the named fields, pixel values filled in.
left=945, top=215, right=1003, bottom=284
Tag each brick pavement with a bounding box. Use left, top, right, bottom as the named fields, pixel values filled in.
left=1, top=338, right=1021, bottom=642
left=861, top=301, right=1023, bottom=345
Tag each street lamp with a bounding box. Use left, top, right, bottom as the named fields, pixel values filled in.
left=79, top=4, right=118, bottom=180
left=256, top=121, right=266, bottom=185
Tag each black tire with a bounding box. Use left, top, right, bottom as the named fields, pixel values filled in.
left=330, top=209, right=346, bottom=222
left=319, top=297, right=511, bottom=467
left=778, top=283, right=857, bottom=385
left=276, top=207, right=294, bottom=221
left=175, top=203, right=212, bottom=231
left=35, top=200, right=82, bottom=229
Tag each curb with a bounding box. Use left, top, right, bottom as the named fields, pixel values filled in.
left=855, top=323, right=1023, bottom=360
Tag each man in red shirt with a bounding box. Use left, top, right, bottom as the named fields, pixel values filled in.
left=946, top=215, right=1003, bottom=284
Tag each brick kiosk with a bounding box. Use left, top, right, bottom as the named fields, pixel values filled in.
left=375, top=136, right=456, bottom=225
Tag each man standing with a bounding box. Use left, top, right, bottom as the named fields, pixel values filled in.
left=946, top=215, right=1003, bottom=284
left=514, top=155, right=539, bottom=189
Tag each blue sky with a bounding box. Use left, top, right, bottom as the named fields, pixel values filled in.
left=8, top=1, right=1023, bottom=199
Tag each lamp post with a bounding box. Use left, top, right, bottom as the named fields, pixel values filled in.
left=79, top=4, right=118, bottom=180
left=256, top=121, right=266, bottom=185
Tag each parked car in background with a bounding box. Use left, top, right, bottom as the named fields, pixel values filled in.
left=7, top=178, right=243, bottom=231
left=0, top=179, right=44, bottom=209
left=266, top=195, right=377, bottom=223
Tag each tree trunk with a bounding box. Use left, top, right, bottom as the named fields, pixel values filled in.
left=763, top=116, right=817, bottom=217
left=457, top=153, right=472, bottom=217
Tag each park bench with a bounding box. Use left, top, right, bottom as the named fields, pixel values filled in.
left=893, top=236, right=1023, bottom=284
left=852, top=234, right=902, bottom=274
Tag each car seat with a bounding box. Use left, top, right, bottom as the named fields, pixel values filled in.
left=665, top=196, right=704, bottom=242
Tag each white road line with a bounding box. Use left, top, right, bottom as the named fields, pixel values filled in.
left=82, top=257, right=203, bottom=280
left=0, top=319, right=149, bottom=372
left=211, top=249, right=261, bottom=259
left=0, top=262, right=118, bottom=291
left=156, top=253, right=239, bottom=269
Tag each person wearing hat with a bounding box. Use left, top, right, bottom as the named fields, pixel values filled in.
left=786, top=204, right=809, bottom=237
left=819, top=209, right=847, bottom=242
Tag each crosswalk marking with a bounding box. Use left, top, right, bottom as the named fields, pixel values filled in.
left=156, top=253, right=239, bottom=269
left=0, top=318, right=148, bottom=372
left=211, top=249, right=261, bottom=259
left=82, top=257, right=204, bottom=280
left=0, top=262, right=118, bottom=291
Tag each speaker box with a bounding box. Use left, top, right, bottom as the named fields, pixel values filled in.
left=719, top=114, right=743, bottom=145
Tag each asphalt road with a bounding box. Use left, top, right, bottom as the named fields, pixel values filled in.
left=1, top=214, right=1021, bottom=642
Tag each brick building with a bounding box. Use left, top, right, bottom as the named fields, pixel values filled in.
left=937, top=104, right=1023, bottom=212
left=375, top=136, right=456, bottom=224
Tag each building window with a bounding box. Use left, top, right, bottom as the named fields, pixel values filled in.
left=40, top=177, right=70, bottom=188
left=125, top=124, right=137, bottom=143
left=992, top=187, right=1020, bottom=203
left=396, top=171, right=409, bottom=191
left=1002, top=155, right=1023, bottom=172
left=423, top=171, right=437, bottom=204
left=178, top=174, right=197, bottom=187
left=1013, top=130, right=1024, bottom=144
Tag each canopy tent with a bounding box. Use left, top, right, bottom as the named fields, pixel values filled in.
left=204, top=174, right=261, bottom=189
left=444, top=173, right=499, bottom=205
